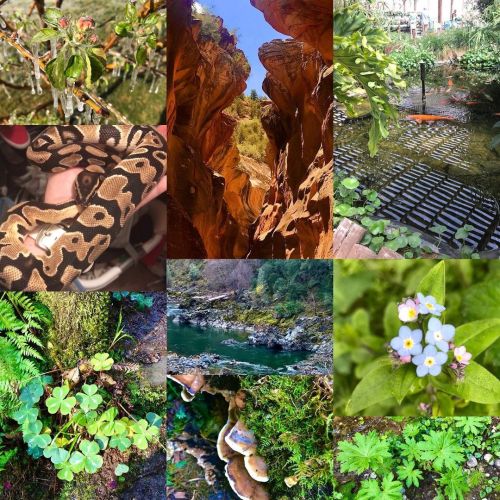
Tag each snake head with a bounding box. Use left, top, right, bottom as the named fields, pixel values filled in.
left=74, top=170, right=104, bottom=206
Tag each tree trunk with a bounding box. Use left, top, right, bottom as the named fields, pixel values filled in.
left=438, top=0, right=443, bottom=23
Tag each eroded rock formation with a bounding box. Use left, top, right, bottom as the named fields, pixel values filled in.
left=249, top=0, right=333, bottom=258
left=167, top=0, right=269, bottom=258
left=167, top=0, right=333, bottom=258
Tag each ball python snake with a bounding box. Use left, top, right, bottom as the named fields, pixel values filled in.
left=0, top=126, right=167, bottom=291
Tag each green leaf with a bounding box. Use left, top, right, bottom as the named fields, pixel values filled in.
left=146, top=412, right=162, bottom=428
left=87, top=52, right=106, bottom=84
left=12, top=405, right=39, bottom=424
left=19, top=378, right=44, bottom=406
left=76, top=384, right=103, bottom=413
left=44, top=8, right=63, bottom=26
left=131, top=419, right=159, bottom=450
left=454, top=319, right=500, bottom=357
left=69, top=450, right=85, bottom=473
left=125, top=2, right=138, bottom=22
left=463, top=282, right=500, bottom=321
left=417, top=261, right=445, bottom=305
left=65, top=54, right=84, bottom=80
left=43, top=446, right=69, bottom=465
left=45, top=384, right=76, bottom=415
left=56, top=461, right=74, bottom=481
left=115, top=21, right=132, bottom=37
left=135, top=46, right=147, bottom=66
left=32, top=28, right=59, bottom=44
left=383, top=302, right=400, bottom=339
left=338, top=431, right=392, bottom=474
left=416, top=430, right=463, bottom=471
left=77, top=440, right=104, bottom=473
left=109, top=434, right=132, bottom=452
left=433, top=361, right=500, bottom=405
left=45, top=55, right=67, bottom=90
left=342, top=177, right=360, bottom=190
left=146, top=34, right=157, bottom=49
left=391, top=364, right=418, bottom=405
left=115, top=463, right=129, bottom=476
left=345, top=358, right=394, bottom=415
left=90, top=353, right=114, bottom=371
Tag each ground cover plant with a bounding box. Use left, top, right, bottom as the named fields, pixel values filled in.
left=334, top=416, right=500, bottom=500
left=334, top=260, right=500, bottom=416
left=0, top=0, right=166, bottom=124
left=0, top=291, right=166, bottom=498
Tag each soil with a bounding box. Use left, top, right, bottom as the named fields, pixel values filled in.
left=122, top=293, right=166, bottom=386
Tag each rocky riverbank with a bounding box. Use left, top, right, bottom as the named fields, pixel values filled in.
left=167, top=290, right=332, bottom=375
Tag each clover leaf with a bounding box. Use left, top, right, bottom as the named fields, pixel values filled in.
left=43, top=445, right=70, bottom=465
left=23, top=420, right=51, bottom=449
left=46, top=384, right=77, bottom=415
left=76, top=384, right=103, bottom=413
left=131, top=419, right=159, bottom=450
left=109, top=434, right=132, bottom=452
left=90, top=353, right=114, bottom=371
left=146, top=412, right=162, bottom=428
left=12, top=404, right=39, bottom=424
left=115, top=463, right=129, bottom=476
left=19, top=378, right=45, bottom=406
left=55, top=460, right=74, bottom=482
left=69, top=440, right=103, bottom=474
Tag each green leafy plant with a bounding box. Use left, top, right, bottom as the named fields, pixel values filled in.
left=438, top=468, right=470, bottom=500
left=32, top=8, right=106, bottom=91
left=334, top=170, right=426, bottom=257
left=338, top=431, right=392, bottom=474
left=0, top=293, right=51, bottom=421
left=396, top=459, right=423, bottom=488
left=90, top=352, right=114, bottom=371
left=356, top=473, right=402, bottom=500
left=339, top=262, right=500, bottom=416
left=114, top=1, right=161, bottom=67
left=11, top=354, right=162, bottom=482
left=112, top=291, right=153, bottom=312
left=416, top=430, right=464, bottom=471
left=333, top=4, right=406, bottom=156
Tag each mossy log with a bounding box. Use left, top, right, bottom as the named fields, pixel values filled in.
left=36, top=292, right=113, bottom=368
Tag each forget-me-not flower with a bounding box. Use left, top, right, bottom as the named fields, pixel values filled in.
left=390, top=326, right=423, bottom=357
left=412, top=345, right=448, bottom=377
left=425, top=317, right=455, bottom=352
left=454, top=346, right=472, bottom=365
left=398, top=299, right=419, bottom=323
left=416, top=293, right=446, bottom=316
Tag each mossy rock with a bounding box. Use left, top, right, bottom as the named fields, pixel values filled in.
left=36, top=292, right=113, bottom=368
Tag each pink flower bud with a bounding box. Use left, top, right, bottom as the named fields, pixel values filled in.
left=399, top=355, right=412, bottom=364
left=88, top=33, right=99, bottom=44
left=58, top=17, right=69, bottom=29
left=77, top=16, right=95, bottom=31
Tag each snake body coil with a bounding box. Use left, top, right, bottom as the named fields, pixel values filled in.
left=0, top=125, right=167, bottom=291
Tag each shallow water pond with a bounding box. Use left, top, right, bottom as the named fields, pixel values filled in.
left=336, top=66, right=500, bottom=252
left=167, top=318, right=310, bottom=373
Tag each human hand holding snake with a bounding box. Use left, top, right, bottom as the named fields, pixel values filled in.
left=0, top=125, right=167, bottom=291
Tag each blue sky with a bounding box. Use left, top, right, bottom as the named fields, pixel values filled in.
left=196, top=1, right=286, bottom=96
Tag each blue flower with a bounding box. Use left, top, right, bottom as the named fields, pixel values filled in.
left=390, top=326, right=423, bottom=357
left=412, top=345, right=448, bottom=377
left=417, top=293, right=445, bottom=316
left=425, top=317, right=455, bottom=352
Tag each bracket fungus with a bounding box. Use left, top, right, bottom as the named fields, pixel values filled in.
left=169, top=377, right=270, bottom=499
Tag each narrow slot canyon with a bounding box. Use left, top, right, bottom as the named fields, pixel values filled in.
left=166, top=0, right=333, bottom=259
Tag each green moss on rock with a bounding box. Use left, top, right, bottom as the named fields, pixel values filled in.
left=240, top=375, right=334, bottom=499
left=36, top=292, right=113, bottom=368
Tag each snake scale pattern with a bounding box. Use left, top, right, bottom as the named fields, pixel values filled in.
left=0, top=125, right=167, bottom=291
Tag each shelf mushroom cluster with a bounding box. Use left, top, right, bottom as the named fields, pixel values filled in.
left=168, top=373, right=270, bottom=499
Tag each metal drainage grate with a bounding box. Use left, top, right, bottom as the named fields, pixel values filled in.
left=334, top=145, right=500, bottom=251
